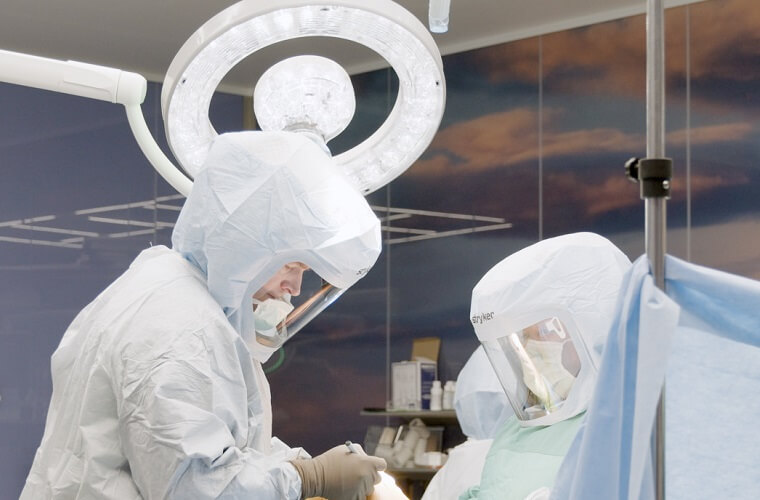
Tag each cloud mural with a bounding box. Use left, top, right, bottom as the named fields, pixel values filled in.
left=3, top=2, right=759, bottom=498
left=398, top=96, right=755, bottom=235
left=463, top=0, right=760, bottom=114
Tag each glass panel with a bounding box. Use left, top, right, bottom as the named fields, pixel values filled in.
left=0, top=83, right=243, bottom=498
left=389, top=38, right=541, bottom=401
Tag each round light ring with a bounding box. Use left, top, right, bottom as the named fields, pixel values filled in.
left=161, top=0, right=446, bottom=194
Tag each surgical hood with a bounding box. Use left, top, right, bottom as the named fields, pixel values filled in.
left=471, top=232, right=631, bottom=426
left=454, top=346, right=513, bottom=440
left=172, top=131, right=381, bottom=346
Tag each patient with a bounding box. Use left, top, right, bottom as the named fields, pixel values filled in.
left=461, top=232, right=631, bottom=500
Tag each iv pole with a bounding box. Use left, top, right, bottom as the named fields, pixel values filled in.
left=626, top=0, right=671, bottom=498
left=646, top=0, right=669, bottom=498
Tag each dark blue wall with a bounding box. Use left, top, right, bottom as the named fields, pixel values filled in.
left=2, top=1, right=760, bottom=498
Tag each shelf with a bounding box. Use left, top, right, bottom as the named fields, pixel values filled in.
left=360, top=409, right=458, bottom=424
left=360, top=408, right=465, bottom=460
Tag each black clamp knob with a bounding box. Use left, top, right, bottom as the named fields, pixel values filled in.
left=625, top=157, right=640, bottom=183
left=624, top=157, right=672, bottom=199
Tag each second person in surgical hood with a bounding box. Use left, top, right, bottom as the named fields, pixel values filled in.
left=462, top=232, right=632, bottom=500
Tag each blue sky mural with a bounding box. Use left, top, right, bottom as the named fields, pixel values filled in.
left=1, top=0, right=759, bottom=498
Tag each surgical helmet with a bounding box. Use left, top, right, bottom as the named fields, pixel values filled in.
left=172, top=131, right=381, bottom=356
left=454, top=346, right=513, bottom=440
left=470, top=232, right=630, bottom=427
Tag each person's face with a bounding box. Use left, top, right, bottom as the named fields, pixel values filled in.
left=253, top=262, right=309, bottom=301
left=520, top=319, right=581, bottom=377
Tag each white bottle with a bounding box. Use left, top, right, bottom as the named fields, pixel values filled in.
left=430, top=380, right=443, bottom=411
left=442, top=381, right=456, bottom=410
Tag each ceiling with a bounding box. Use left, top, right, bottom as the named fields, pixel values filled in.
left=0, top=0, right=704, bottom=96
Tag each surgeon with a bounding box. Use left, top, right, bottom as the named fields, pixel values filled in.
left=21, top=131, right=387, bottom=500
left=461, top=232, right=631, bottom=500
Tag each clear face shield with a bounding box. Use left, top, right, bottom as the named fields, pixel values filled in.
left=251, top=265, right=346, bottom=351
left=481, top=316, right=584, bottom=422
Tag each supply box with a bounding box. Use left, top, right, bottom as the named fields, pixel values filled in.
left=391, top=360, right=437, bottom=410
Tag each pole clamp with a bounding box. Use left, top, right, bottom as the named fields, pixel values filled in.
left=625, top=157, right=672, bottom=199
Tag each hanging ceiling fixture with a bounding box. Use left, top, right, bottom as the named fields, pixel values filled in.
left=161, top=0, right=446, bottom=195
left=252, top=54, right=356, bottom=151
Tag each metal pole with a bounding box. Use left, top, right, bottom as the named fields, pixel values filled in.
left=646, top=0, right=667, bottom=498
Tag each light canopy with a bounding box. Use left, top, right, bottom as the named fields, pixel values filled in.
left=253, top=55, right=355, bottom=145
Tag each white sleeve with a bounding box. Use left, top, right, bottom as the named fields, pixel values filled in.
left=116, top=328, right=303, bottom=500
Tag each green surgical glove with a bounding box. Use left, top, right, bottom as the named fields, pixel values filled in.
left=291, top=444, right=387, bottom=500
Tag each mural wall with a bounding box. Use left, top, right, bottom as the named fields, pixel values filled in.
left=1, top=0, right=758, bottom=498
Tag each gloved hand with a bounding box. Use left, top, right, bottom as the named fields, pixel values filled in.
left=291, top=444, right=387, bottom=500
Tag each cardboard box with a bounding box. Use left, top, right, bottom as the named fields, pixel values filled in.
left=391, top=360, right=437, bottom=410
left=412, top=337, right=440, bottom=363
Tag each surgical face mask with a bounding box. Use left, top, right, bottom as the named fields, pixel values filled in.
left=524, top=339, right=576, bottom=400
left=239, top=296, right=294, bottom=364
left=252, top=296, right=294, bottom=346
left=253, top=296, right=294, bottom=335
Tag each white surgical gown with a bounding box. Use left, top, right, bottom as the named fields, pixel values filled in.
left=421, top=438, right=493, bottom=500
left=21, top=246, right=304, bottom=499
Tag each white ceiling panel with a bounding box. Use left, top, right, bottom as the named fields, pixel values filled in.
left=0, top=0, right=706, bottom=95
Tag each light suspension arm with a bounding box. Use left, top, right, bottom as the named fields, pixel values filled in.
left=124, top=104, right=192, bottom=196
left=0, top=49, right=146, bottom=105
left=0, top=49, right=191, bottom=196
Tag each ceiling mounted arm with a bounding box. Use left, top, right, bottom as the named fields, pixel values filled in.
left=0, top=48, right=146, bottom=105
left=124, top=104, right=192, bottom=196
left=0, top=49, right=192, bottom=196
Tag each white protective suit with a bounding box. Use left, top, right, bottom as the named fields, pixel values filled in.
left=21, top=131, right=381, bottom=499
left=421, top=346, right=512, bottom=500
left=464, top=232, right=631, bottom=500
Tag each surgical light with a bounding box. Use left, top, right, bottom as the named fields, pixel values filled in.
left=253, top=55, right=355, bottom=148
left=162, top=0, right=446, bottom=195
left=0, top=0, right=445, bottom=198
